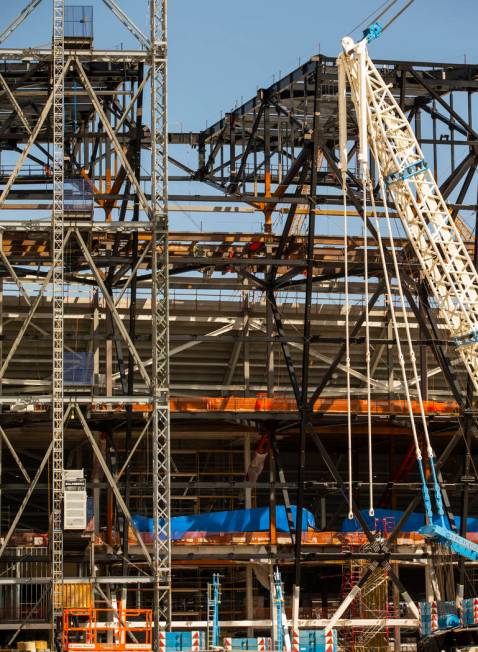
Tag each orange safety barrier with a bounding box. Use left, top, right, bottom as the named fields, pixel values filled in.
left=63, top=608, right=152, bottom=652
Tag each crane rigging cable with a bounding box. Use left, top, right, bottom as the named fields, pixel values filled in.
left=343, top=152, right=353, bottom=521
left=381, top=0, right=416, bottom=33
left=348, top=0, right=415, bottom=40
left=358, top=159, right=438, bottom=526
left=364, top=180, right=374, bottom=518
left=347, top=0, right=398, bottom=37
left=337, top=19, right=478, bottom=561
left=370, top=172, right=440, bottom=524
left=338, top=58, right=353, bottom=520
left=359, top=67, right=375, bottom=518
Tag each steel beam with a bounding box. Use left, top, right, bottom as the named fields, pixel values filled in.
left=0, top=0, right=44, bottom=44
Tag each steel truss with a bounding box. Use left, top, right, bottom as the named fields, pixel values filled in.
left=51, top=0, right=64, bottom=636
left=150, top=0, right=171, bottom=632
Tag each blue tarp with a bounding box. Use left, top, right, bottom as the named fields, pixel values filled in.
left=341, top=508, right=478, bottom=533
left=133, top=505, right=316, bottom=539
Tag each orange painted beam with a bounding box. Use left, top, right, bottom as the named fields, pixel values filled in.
left=169, top=396, right=460, bottom=416
left=90, top=396, right=460, bottom=416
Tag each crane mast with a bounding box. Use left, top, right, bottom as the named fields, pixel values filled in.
left=338, top=32, right=478, bottom=395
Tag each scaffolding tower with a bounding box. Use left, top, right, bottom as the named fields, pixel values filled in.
left=0, top=0, right=171, bottom=645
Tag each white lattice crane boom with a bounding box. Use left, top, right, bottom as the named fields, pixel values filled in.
left=338, top=34, right=478, bottom=395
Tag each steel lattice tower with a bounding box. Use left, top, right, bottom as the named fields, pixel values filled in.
left=51, top=0, right=65, bottom=635
left=150, top=0, right=172, bottom=634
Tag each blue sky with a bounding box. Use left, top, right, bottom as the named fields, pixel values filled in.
left=3, top=0, right=478, bottom=133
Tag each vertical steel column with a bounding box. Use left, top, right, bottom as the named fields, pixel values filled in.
left=150, top=0, right=171, bottom=637
left=229, top=113, right=236, bottom=180
left=123, top=62, right=144, bottom=579
left=292, top=63, right=320, bottom=628
left=51, top=0, right=64, bottom=639
left=263, top=102, right=272, bottom=234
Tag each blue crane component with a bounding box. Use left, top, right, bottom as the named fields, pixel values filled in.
left=419, top=524, right=478, bottom=561
left=273, top=568, right=285, bottom=652
left=363, top=22, right=382, bottom=42
left=454, top=327, right=478, bottom=348
left=415, top=457, right=478, bottom=561
left=207, top=573, right=221, bottom=648
left=384, top=159, right=429, bottom=186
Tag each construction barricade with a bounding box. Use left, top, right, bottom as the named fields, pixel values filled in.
left=158, top=632, right=205, bottom=652
left=462, top=597, right=478, bottom=626
left=297, top=630, right=337, bottom=652
left=419, top=601, right=438, bottom=637
left=419, top=600, right=460, bottom=637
